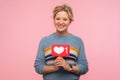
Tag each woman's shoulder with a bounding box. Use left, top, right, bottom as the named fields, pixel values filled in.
left=40, top=33, right=55, bottom=41
left=70, top=33, right=83, bottom=41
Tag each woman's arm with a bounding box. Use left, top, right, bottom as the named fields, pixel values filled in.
left=34, top=39, right=59, bottom=74
left=76, top=39, right=89, bottom=75
left=43, top=65, right=58, bottom=73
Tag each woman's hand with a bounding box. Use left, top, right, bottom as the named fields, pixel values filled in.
left=54, top=57, right=70, bottom=70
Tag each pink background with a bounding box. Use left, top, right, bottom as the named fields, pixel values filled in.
left=0, top=0, right=120, bottom=80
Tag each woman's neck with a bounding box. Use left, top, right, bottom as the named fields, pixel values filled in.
left=55, top=31, right=69, bottom=36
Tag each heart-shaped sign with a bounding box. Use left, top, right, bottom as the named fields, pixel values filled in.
left=53, top=47, right=64, bottom=54
left=52, top=44, right=70, bottom=57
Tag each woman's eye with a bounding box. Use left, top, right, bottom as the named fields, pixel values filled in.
left=63, top=18, right=67, bottom=21
left=56, top=18, right=60, bottom=20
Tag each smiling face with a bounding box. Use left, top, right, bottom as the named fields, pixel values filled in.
left=53, top=4, right=73, bottom=36
left=54, top=11, right=71, bottom=35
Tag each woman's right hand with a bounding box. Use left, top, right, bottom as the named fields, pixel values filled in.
left=54, top=57, right=63, bottom=70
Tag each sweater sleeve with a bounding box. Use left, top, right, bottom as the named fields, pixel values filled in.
left=34, top=38, right=45, bottom=74
left=76, top=39, right=89, bottom=75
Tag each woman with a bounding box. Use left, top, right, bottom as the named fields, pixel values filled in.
left=34, top=4, right=89, bottom=80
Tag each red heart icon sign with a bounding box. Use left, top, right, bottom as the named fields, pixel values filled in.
left=52, top=44, right=70, bottom=57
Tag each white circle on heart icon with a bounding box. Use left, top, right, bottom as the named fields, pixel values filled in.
left=53, top=47, right=64, bottom=54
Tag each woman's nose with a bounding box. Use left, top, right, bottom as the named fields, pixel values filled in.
left=60, top=21, right=63, bottom=24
